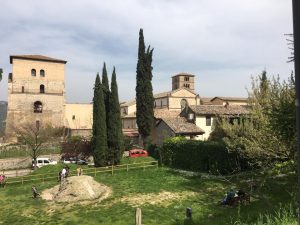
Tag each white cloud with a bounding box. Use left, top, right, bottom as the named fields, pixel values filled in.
left=0, top=0, right=294, bottom=102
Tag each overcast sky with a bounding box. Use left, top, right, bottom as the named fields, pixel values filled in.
left=0, top=0, right=293, bottom=103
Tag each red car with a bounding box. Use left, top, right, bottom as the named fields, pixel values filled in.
left=128, top=149, right=148, bottom=158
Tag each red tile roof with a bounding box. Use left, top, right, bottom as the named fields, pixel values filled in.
left=10, top=55, right=67, bottom=64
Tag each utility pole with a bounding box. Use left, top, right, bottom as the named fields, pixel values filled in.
left=292, top=1, right=300, bottom=224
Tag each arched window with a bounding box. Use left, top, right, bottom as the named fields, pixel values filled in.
left=180, top=99, right=188, bottom=110
left=21, top=86, right=24, bottom=93
left=33, top=101, right=43, bottom=113
left=40, top=69, right=45, bottom=77
left=31, top=69, right=36, bottom=76
left=40, top=84, right=45, bottom=93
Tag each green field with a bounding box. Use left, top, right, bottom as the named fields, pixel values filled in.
left=0, top=157, right=297, bottom=225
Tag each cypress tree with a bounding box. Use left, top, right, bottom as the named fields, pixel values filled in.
left=136, top=28, right=154, bottom=145
left=107, top=67, right=124, bottom=164
left=102, top=62, right=110, bottom=123
left=91, top=73, right=108, bottom=167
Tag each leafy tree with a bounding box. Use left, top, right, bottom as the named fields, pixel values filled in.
left=210, top=71, right=296, bottom=167
left=136, top=29, right=154, bottom=145
left=61, top=136, right=91, bottom=161
left=15, top=122, right=63, bottom=170
left=91, top=73, right=108, bottom=167
left=107, top=67, right=124, bottom=164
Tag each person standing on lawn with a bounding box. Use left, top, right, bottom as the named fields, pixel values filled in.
left=32, top=185, right=39, bottom=199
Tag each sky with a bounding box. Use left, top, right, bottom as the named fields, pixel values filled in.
left=0, top=0, right=294, bottom=103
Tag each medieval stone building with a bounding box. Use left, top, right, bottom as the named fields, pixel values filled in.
left=5, top=55, right=92, bottom=141
left=4, top=54, right=249, bottom=144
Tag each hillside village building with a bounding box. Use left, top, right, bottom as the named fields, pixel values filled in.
left=4, top=55, right=249, bottom=144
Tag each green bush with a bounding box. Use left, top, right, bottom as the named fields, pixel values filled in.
left=160, top=137, right=247, bottom=174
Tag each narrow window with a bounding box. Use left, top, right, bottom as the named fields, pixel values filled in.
left=161, top=101, right=163, bottom=107
left=34, top=101, right=43, bottom=113
left=36, top=120, right=40, bottom=130
left=31, top=69, right=36, bottom=76
left=8, top=73, right=13, bottom=82
left=72, top=115, right=75, bottom=120
left=21, top=86, right=24, bottom=93
left=40, top=84, right=45, bottom=93
left=206, top=116, right=212, bottom=126
left=40, top=69, right=45, bottom=77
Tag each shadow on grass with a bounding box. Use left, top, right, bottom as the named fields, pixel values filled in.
left=167, top=169, right=297, bottom=225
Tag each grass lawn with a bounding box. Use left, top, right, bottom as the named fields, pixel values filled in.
left=0, top=157, right=297, bottom=225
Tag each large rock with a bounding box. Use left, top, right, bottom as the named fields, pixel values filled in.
left=41, top=175, right=112, bottom=203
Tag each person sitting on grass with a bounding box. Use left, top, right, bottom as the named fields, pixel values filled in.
left=0, top=175, right=6, bottom=188
left=221, top=188, right=236, bottom=205
left=32, top=185, right=40, bottom=199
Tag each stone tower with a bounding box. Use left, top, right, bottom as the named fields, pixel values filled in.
left=172, top=73, right=195, bottom=91
left=5, top=55, right=67, bottom=141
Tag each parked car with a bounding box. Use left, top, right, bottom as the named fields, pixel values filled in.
left=128, top=149, right=148, bottom=158
left=62, top=157, right=87, bottom=165
left=32, top=158, right=57, bottom=168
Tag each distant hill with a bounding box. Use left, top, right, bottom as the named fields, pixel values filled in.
left=0, top=101, right=7, bottom=136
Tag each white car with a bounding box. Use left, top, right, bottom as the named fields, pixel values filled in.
left=32, top=158, right=57, bottom=168
left=63, top=157, right=87, bottom=165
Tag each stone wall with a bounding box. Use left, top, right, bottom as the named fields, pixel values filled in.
left=0, top=154, right=61, bottom=170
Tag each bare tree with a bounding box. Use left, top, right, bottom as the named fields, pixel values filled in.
left=15, top=121, right=63, bottom=169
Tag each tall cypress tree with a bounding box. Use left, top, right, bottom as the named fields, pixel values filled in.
left=102, top=62, right=110, bottom=122
left=91, top=73, right=108, bottom=167
left=136, top=29, right=154, bottom=145
left=107, top=67, right=124, bottom=164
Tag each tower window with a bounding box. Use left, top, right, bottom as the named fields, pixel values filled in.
left=33, top=101, right=43, bottom=113
left=36, top=120, right=40, bottom=131
left=31, top=69, right=36, bottom=76
left=40, top=69, right=45, bottom=77
left=72, top=115, right=75, bottom=120
left=184, top=76, right=189, bottom=81
left=40, top=84, right=45, bottom=93
left=21, top=86, right=24, bottom=93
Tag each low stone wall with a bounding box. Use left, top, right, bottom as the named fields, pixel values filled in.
left=0, top=154, right=61, bottom=170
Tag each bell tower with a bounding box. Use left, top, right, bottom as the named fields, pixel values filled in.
left=172, top=73, right=195, bottom=91
left=5, top=55, right=67, bottom=141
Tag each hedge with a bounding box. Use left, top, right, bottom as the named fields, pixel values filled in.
left=160, top=137, right=247, bottom=174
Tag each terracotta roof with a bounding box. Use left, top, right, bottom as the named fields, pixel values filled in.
left=200, top=97, right=213, bottom=105
left=10, top=55, right=67, bottom=64
left=189, top=105, right=250, bottom=115
left=121, top=88, right=197, bottom=107
left=154, top=109, right=180, bottom=119
left=122, top=112, right=136, bottom=118
left=172, top=72, right=195, bottom=77
left=159, top=117, right=204, bottom=134
left=123, top=129, right=139, bottom=137
left=153, top=87, right=197, bottom=99
left=153, top=90, right=172, bottom=98
left=211, top=96, right=248, bottom=102
left=120, top=100, right=136, bottom=107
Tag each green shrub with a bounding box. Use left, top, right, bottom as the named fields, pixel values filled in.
left=233, top=204, right=297, bottom=225
left=160, top=137, right=247, bottom=174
